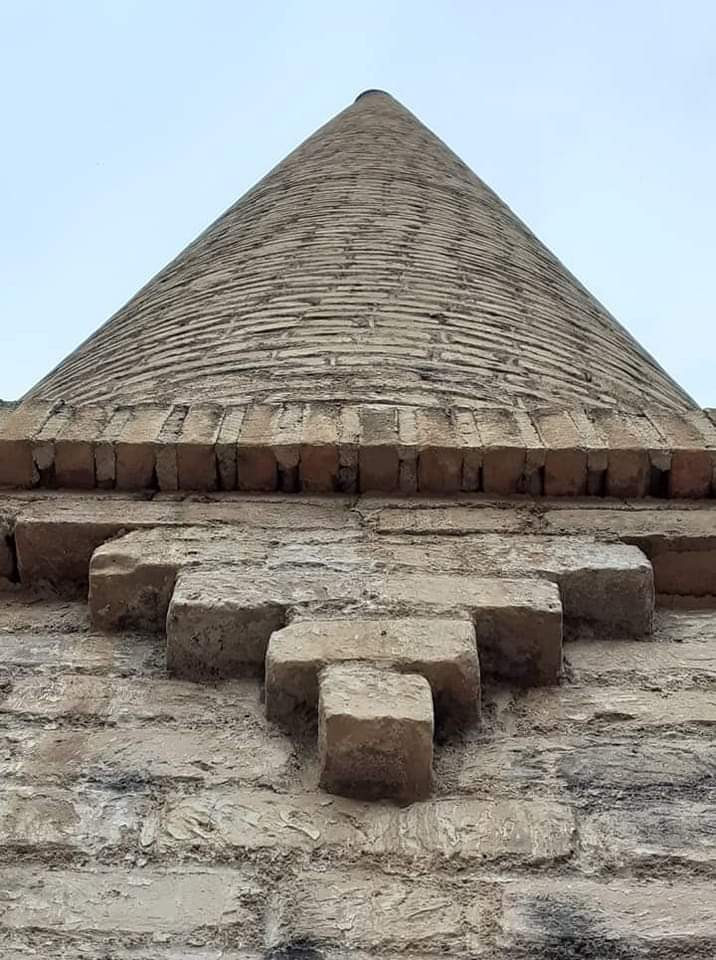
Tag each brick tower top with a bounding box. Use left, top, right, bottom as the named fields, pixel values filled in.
left=24, top=90, right=693, bottom=412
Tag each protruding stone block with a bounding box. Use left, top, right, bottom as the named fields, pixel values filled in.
left=176, top=403, right=222, bottom=491
left=359, top=406, right=400, bottom=491
left=115, top=405, right=171, bottom=489
left=265, top=618, right=480, bottom=725
left=0, top=401, right=57, bottom=487
left=300, top=403, right=339, bottom=492
left=416, top=408, right=463, bottom=493
left=648, top=409, right=715, bottom=498
left=534, top=409, right=587, bottom=496
left=54, top=405, right=111, bottom=488
left=478, top=408, right=544, bottom=495
left=318, top=663, right=434, bottom=801
left=215, top=404, right=246, bottom=490
left=595, top=411, right=667, bottom=498
left=166, top=568, right=286, bottom=678
left=237, top=404, right=279, bottom=491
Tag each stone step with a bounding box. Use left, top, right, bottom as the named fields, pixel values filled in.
left=86, top=523, right=652, bottom=635
left=0, top=866, right=259, bottom=940
left=160, top=786, right=575, bottom=865
left=498, top=877, right=715, bottom=956
left=1, top=722, right=293, bottom=788
left=266, top=867, right=488, bottom=956
left=163, top=566, right=562, bottom=685
left=264, top=618, right=480, bottom=724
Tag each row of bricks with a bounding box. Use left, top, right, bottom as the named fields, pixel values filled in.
left=1, top=399, right=716, bottom=497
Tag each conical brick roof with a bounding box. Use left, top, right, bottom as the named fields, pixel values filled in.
left=25, top=91, right=693, bottom=412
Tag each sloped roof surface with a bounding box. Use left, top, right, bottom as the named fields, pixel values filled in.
left=26, top=91, right=693, bottom=411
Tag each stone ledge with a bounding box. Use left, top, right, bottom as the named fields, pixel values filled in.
left=265, top=618, right=480, bottom=724
left=2, top=400, right=716, bottom=497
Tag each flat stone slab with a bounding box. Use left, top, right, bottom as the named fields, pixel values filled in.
left=265, top=617, right=480, bottom=724
left=499, top=877, right=716, bottom=954
left=318, top=663, right=434, bottom=802
left=163, top=566, right=562, bottom=685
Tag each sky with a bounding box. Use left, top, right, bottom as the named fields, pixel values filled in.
left=1, top=0, right=714, bottom=404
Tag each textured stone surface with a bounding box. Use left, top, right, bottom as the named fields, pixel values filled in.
left=158, top=565, right=563, bottom=685
left=499, top=878, right=715, bottom=956
left=318, top=663, right=434, bottom=801
left=160, top=788, right=574, bottom=864
left=21, top=93, right=693, bottom=413
left=267, top=868, right=488, bottom=954
left=265, top=617, right=480, bottom=724
left=0, top=867, right=258, bottom=937
left=0, top=590, right=714, bottom=956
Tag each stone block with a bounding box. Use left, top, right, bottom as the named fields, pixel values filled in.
left=54, top=405, right=113, bottom=488
left=166, top=567, right=286, bottom=678
left=337, top=404, right=360, bottom=492
left=0, top=401, right=57, bottom=487
left=300, top=403, right=339, bottom=492
left=416, top=408, right=463, bottom=493
left=0, top=867, right=258, bottom=937
left=115, top=405, right=171, bottom=489
left=377, top=575, right=563, bottom=684
left=648, top=409, right=714, bottom=498
left=318, top=663, right=434, bottom=801
left=265, top=617, right=479, bottom=724
left=90, top=537, right=179, bottom=632
left=176, top=403, right=222, bottom=490
left=534, top=409, right=587, bottom=496
left=594, top=410, right=666, bottom=497
left=271, top=402, right=303, bottom=491
left=215, top=404, right=246, bottom=490
left=396, top=405, right=419, bottom=493
left=237, top=404, right=279, bottom=491
left=478, top=408, right=544, bottom=495
left=453, top=407, right=482, bottom=490
left=359, top=406, right=400, bottom=491
left=94, top=407, right=131, bottom=488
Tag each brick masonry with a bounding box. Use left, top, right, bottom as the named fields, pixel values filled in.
left=0, top=584, right=713, bottom=956
left=18, top=92, right=694, bottom=414
left=2, top=400, right=716, bottom=497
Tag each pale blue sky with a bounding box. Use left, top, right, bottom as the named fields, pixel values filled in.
left=1, top=1, right=714, bottom=403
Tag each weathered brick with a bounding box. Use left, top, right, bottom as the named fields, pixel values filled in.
left=267, top=868, right=487, bottom=954
left=54, top=405, right=111, bottom=488
left=499, top=878, right=715, bottom=954
left=161, top=787, right=575, bottom=864
left=0, top=784, right=151, bottom=855
left=237, top=403, right=279, bottom=491
left=9, top=723, right=292, bottom=786
left=0, top=401, right=57, bottom=487
left=478, top=408, right=544, bottom=495
left=359, top=405, right=400, bottom=491
left=215, top=404, right=246, bottom=490
left=115, top=404, right=171, bottom=489
left=416, top=407, right=463, bottom=493
left=95, top=406, right=131, bottom=488
left=319, top=663, right=434, bottom=801
left=0, top=866, right=258, bottom=937
left=648, top=409, right=715, bottom=498
left=176, top=403, right=222, bottom=490
left=300, top=402, right=339, bottom=492
left=534, top=409, right=587, bottom=496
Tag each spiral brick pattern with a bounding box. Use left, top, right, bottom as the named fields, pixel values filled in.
left=26, top=91, right=693, bottom=412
